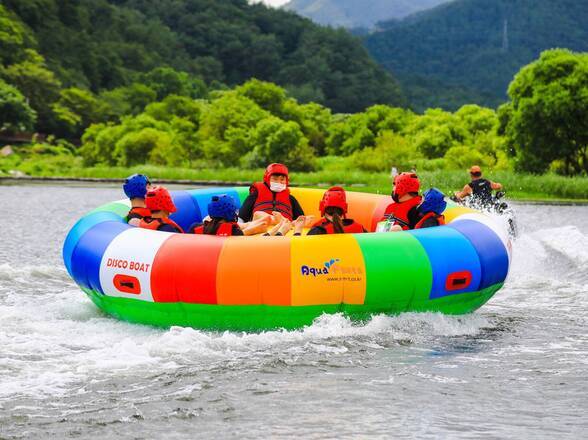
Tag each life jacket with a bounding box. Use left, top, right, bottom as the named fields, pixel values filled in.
left=312, top=218, right=366, bottom=234
left=251, top=182, right=293, bottom=220
left=139, top=217, right=184, bottom=233
left=126, top=206, right=151, bottom=222
left=468, top=178, right=493, bottom=204
left=414, top=212, right=445, bottom=229
left=193, top=222, right=236, bottom=237
left=382, top=196, right=422, bottom=230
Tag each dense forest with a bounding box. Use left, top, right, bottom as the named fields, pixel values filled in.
left=284, top=0, right=450, bottom=29
left=1, top=0, right=404, bottom=135
left=1, top=1, right=586, bottom=178
left=365, top=0, right=588, bottom=111
left=4, top=49, right=586, bottom=179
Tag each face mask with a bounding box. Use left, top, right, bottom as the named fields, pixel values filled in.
left=270, top=182, right=287, bottom=192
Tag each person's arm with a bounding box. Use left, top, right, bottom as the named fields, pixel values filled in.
left=231, top=224, right=244, bottom=236
left=290, top=195, right=305, bottom=219
left=238, top=191, right=257, bottom=222
left=187, top=222, right=202, bottom=233
left=408, top=207, right=421, bottom=230
left=292, top=216, right=306, bottom=236
left=490, top=181, right=503, bottom=190
left=419, top=217, right=440, bottom=229
left=307, top=226, right=326, bottom=235
left=159, top=224, right=182, bottom=233
left=454, top=184, right=472, bottom=200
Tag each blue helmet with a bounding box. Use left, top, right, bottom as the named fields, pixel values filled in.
left=208, top=195, right=238, bottom=221
left=419, top=188, right=447, bottom=215
left=123, top=174, right=150, bottom=199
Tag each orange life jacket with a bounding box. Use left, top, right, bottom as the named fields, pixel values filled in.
left=414, top=212, right=445, bottom=229
left=382, top=196, right=422, bottom=230
left=192, top=222, right=236, bottom=236
left=312, top=218, right=366, bottom=234
left=251, top=182, right=293, bottom=220
left=139, top=217, right=184, bottom=233
left=126, top=206, right=151, bottom=222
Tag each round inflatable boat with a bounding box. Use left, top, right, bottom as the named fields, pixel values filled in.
left=63, top=187, right=512, bottom=331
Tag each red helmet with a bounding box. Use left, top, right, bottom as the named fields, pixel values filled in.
left=263, top=163, right=289, bottom=185
left=393, top=172, right=420, bottom=198
left=320, top=186, right=348, bottom=216
left=145, top=186, right=177, bottom=213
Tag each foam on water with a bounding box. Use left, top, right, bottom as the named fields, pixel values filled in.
left=0, top=258, right=493, bottom=400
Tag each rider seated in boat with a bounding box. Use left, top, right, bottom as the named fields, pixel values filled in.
left=380, top=172, right=423, bottom=231
left=190, top=195, right=244, bottom=236
left=238, top=163, right=305, bottom=223
left=294, top=187, right=367, bottom=235
left=139, top=186, right=184, bottom=233
left=412, top=188, right=446, bottom=229
left=123, top=174, right=152, bottom=226
left=453, top=165, right=502, bottom=206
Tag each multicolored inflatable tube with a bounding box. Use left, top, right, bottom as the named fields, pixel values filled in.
left=63, top=187, right=512, bottom=331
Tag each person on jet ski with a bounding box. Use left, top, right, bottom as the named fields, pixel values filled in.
left=453, top=165, right=502, bottom=207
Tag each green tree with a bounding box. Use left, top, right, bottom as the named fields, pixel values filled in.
left=199, top=92, right=269, bottom=165
left=141, top=67, right=207, bottom=100
left=100, top=83, right=157, bottom=118
left=405, top=109, right=468, bottom=158
left=249, top=117, right=315, bottom=171
left=115, top=128, right=173, bottom=167
left=235, top=79, right=287, bottom=116
left=0, top=79, right=36, bottom=131
left=0, top=49, right=61, bottom=132
left=51, top=87, right=107, bottom=138
left=500, top=49, right=588, bottom=174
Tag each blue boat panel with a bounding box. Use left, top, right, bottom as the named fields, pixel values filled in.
left=187, top=188, right=241, bottom=221
left=448, top=219, right=509, bottom=289
left=411, top=227, right=482, bottom=299
left=70, top=222, right=129, bottom=293
left=169, top=191, right=202, bottom=231
left=63, top=212, right=125, bottom=277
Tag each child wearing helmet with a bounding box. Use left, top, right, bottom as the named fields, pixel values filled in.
left=295, top=187, right=366, bottom=235
left=190, top=195, right=244, bottom=236
left=413, top=188, right=447, bottom=229
left=139, top=186, right=184, bottom=233
left=380, top=172, right=422, bottom=231
left=238, top=163, right=305, bottom=222
left=123, top=174, right=152, bottom=226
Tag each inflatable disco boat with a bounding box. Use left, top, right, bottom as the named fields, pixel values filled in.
left=63, top=187, right=512, bottom=331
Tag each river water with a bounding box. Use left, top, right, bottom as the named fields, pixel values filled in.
left=1, top=183, right=587, bottom=439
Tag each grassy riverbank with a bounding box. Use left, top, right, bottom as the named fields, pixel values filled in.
left=3, top=153, right=588, bottom=202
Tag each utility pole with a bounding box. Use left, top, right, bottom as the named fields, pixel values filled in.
left=502, top=19, right=509, bottom=52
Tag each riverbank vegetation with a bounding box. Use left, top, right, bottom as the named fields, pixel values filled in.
left=1, top=0, right=587, bottom=201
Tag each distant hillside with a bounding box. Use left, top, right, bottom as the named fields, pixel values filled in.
left=365, top=0, right=588, bottom=111
left=2, top=0, right=404, bottom=113
left=284, top=0, right=450, bottom=29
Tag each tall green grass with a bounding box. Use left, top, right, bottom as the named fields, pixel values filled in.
left=6, top=153, right=588, bottom=201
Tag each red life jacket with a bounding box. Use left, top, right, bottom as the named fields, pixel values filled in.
left=126, top=206, right=151, bottom=222
left=382, top=196, right=422, bottom=230
left=312, top=218, right=366, bottom=234
left=139, top=217, right=184, bottom=233
left=193, top=222, right=236, bottom=236
left=251, top=182, right=293, bottom=220
left=414, top=212, right=445, bottom=229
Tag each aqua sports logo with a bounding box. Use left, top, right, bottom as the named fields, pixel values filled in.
left=301, top=258, right=340, bottom=277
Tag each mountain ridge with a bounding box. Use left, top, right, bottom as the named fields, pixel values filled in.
left=365, top=0, right=588, bottom=110
left=284, top=0, right=451, bottom=29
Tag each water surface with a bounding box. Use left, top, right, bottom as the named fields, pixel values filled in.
left=1, top=184, right=587, bottom=439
